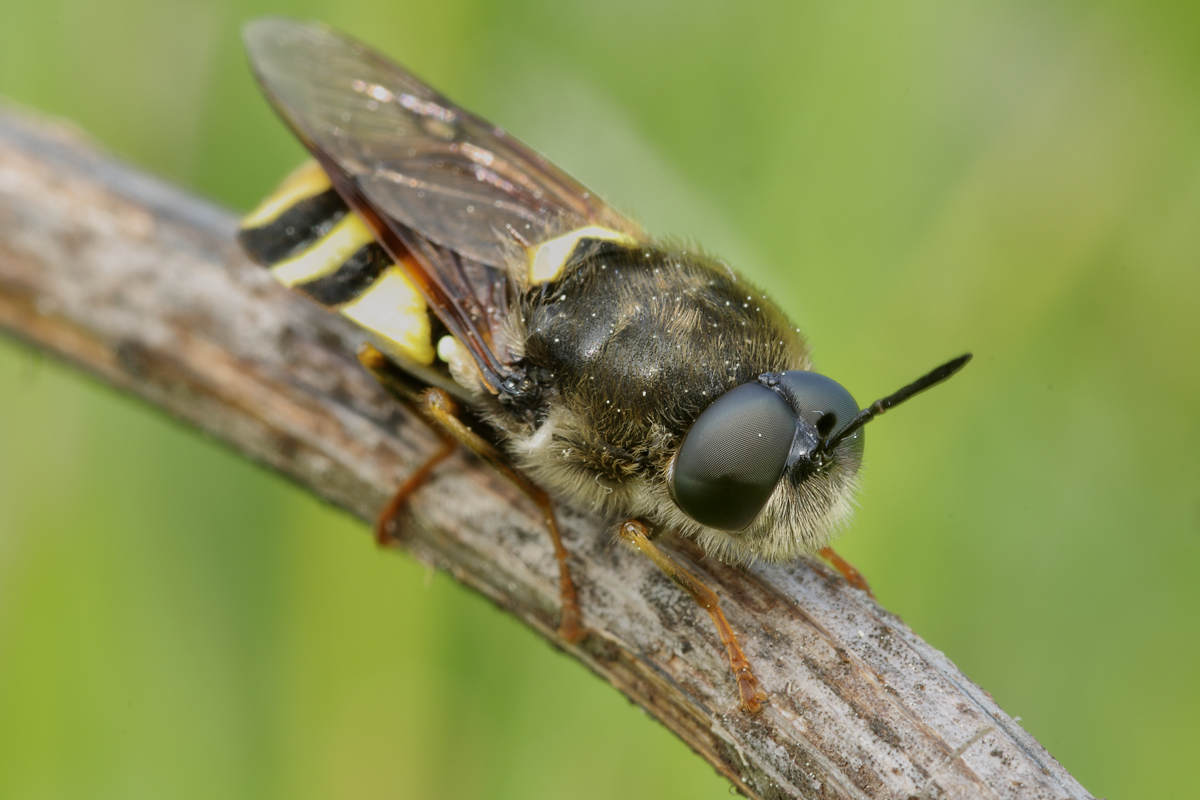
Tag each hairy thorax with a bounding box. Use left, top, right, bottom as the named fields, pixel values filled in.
left=497, top=241, right=819, bottom=550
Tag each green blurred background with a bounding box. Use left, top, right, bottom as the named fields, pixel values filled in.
left=1, top=0, right=1197, bottom=797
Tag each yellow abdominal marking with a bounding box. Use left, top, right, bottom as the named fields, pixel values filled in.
left=271, top=214, right=376, bottom=287
left=340, top=267, right=434, bottom=365
left=527, top=226, right=637, bottom=285
left=241, top=160, right=331, bottom=228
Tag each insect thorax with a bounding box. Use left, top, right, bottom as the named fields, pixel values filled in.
left=516, top=241, right=811, bottom=472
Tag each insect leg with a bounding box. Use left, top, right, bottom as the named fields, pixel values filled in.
left=418, top=389, right=584, bottom=643
left=358, top=343, right=584, bottom=644
left=372, top=435, right=458, bottom=547
left=356, top=344, right=458, bottom=546
left=618, top=520, right=767, bottom=713
left=817, top=547, right=875, bottom=598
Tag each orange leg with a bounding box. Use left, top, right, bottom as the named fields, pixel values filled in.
left=619, top=520, right=767, bottom=713
left=358, top=344, right=583, bottom=643
left=417, top=388, right=583, bottom=643
left=818, top=547, right=874, bottom=598
left=374, top=434, right=458, bottom=547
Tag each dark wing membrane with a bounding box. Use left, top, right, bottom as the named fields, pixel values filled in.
left=243, top=18, right=642, bottom=391
left=244, top=18, right=636, bottom=266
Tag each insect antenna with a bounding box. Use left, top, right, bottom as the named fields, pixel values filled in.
left=821, top=354, right=973, bottom=453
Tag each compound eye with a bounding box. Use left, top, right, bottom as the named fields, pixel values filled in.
left=775, top=371, right=861, bottom=446
left=671, top=383, right=796, bottom=532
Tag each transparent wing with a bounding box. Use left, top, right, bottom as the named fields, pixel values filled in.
left=243, top=18, right=638, bottom=270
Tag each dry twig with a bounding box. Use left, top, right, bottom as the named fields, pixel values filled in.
left=0, top=106, right=1093, bottom=800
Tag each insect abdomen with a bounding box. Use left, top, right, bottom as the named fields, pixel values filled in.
left=239, top=161, right=434, bottom=365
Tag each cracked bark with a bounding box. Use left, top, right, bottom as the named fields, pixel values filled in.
left=0, top=106, right=1094, bottom=800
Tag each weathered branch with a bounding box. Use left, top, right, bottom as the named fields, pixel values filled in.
left=0, top=105, right=1092, bottom=800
